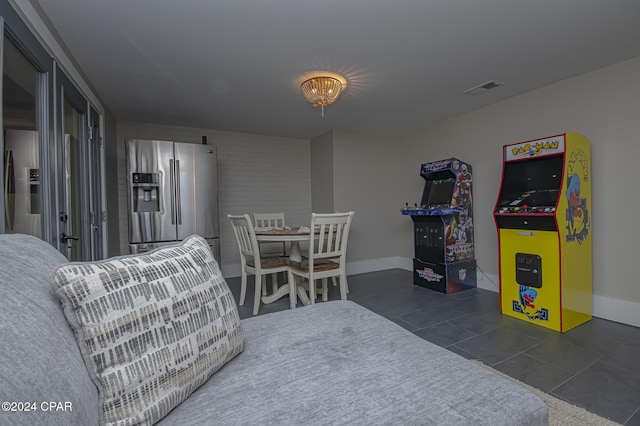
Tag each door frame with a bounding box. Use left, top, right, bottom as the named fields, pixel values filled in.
left=89, top=106, right=104, bottom=259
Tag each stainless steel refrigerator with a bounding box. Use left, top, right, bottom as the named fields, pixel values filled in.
left=126, top=139, right=220, bottom=261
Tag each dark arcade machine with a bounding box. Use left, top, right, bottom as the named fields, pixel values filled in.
left=402, top=158, right=477, bottom=294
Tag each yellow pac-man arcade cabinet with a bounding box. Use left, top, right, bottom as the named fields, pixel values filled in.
left=494, top=133, right=592, bottom=332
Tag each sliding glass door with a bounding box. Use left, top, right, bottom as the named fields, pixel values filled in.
left=2, top=38, right=41, bottom=237
left=1, top=2, right=105, bottom=260
left=0, top=6, right=55, bottom=243
left=55, top=71, right=105, bottom=261
left=56, top=67, right=97, bottom=261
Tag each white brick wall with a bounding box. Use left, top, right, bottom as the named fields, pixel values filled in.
left=116, top=122, right=311, bottom=275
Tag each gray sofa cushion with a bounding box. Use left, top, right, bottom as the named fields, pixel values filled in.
left=157, top=300, right=548, bottom=426
left=53, top=235, right=244, bottom=426
left=0, top=234, right=100, bottom=426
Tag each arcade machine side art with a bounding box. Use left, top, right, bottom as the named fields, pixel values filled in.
left=402, top=158, right=477, bottom=294
left=493, top=133, right=592, bottom=332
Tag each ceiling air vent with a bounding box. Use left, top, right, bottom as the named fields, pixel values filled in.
left=464, top=80, right=504, bottom=95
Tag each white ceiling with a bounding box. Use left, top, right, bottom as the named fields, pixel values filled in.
left=34, top=0, right=640, bottom=140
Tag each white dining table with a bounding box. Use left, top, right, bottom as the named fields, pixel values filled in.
left=254, top=226, right=314, bottom=306
left=254, top=226, right=311, bottom=262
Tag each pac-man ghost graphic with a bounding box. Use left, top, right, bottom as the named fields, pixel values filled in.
left=566, top=173, right=589, bottom=243
left=519, top=285, right=538, bottom=309
left=516, top=285, right=548, bottom=321
left=567, top=173, right=581, bottom=207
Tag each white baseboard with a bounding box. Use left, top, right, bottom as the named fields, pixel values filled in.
left=223, top=257, right=640, bottom=327
left=476, top=271, right=500, bottom=293
left=593, top=295, right=640, bottom=327
left=345, top=257, right=401, bottom=276
left=397, top=256, right=413, bottom=271
left=222, top=257, right=402, bottom=279
left=222, top=263, right=242, bottom=279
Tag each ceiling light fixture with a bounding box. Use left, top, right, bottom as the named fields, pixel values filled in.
left=300, top=76, right=344, bottom=117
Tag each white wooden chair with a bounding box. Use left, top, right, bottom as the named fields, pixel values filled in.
left=253, top=212, right=287, bottom=293
left=228, top=214, right=292, bottom=315
left=287, top=212, right=354, bottom=303
left=253, top=212, right=287, bottom=255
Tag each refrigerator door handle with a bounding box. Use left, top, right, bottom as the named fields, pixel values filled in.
left=176, top=160, right=182, bottom=224
left=4, top=150, right=14, bottom=231
left=169, top=159, right=176, bottom=224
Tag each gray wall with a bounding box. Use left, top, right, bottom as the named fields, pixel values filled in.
left=331, top=130, right=407, bottom=272
left=116, top=122, right=311, bottom=277
left=310, top=130, right=334, bottom=213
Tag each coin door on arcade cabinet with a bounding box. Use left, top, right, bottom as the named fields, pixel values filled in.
left=494, top=133, right=592, bottom=332
left=402, top=158, right=476, bottom=294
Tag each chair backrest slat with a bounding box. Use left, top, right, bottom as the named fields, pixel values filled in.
left=253, top=212, right=285, bottom=228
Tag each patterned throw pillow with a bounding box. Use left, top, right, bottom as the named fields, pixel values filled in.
left=53, top=235, right=244, bottom=426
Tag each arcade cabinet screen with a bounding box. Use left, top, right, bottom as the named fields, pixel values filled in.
left=497, top=154, right=564, bottom=208
left=421, top=171, right=456, bottom=206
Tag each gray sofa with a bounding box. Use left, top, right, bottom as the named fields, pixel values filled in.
left=0, top=234, right=548, bottom=425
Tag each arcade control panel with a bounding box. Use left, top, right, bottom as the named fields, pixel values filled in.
left=495, top=190, right=558, bottom=215
left=401, top=203, right=465, bottom=216
left=496, top=206, right=556, bottom=214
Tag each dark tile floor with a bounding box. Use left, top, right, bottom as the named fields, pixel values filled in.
left=228, top=269, right=640, bottom=425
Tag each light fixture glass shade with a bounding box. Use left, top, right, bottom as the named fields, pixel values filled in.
left=300, top=76, right=343, bottom=116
